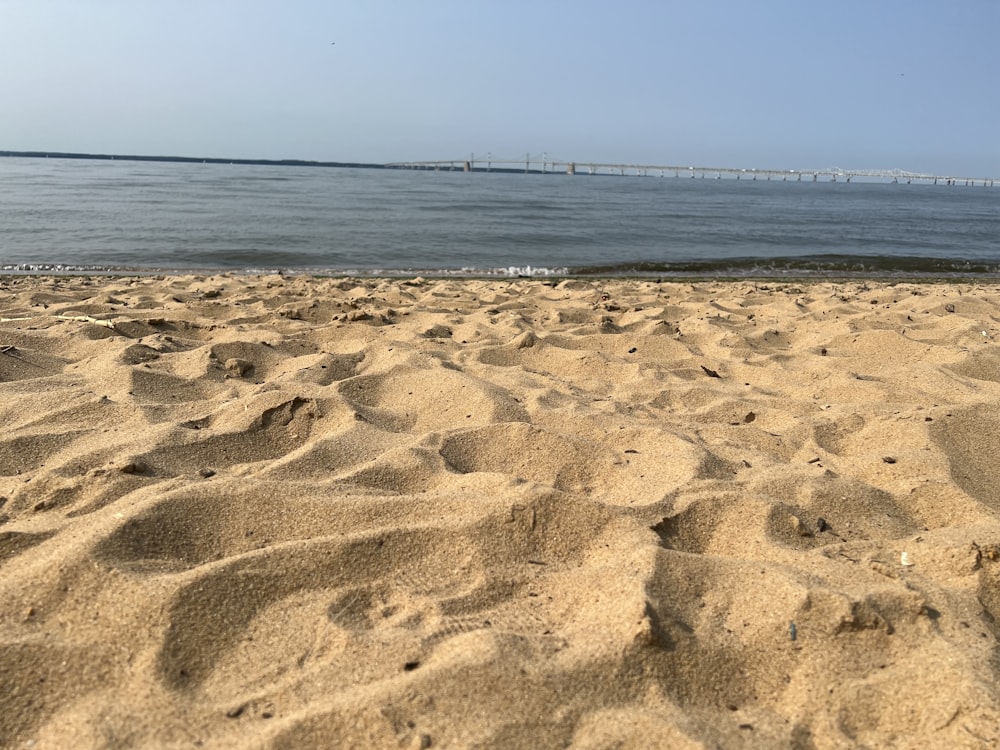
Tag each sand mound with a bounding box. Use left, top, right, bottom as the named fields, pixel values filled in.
left=2, top=275, right=1000, bottom=747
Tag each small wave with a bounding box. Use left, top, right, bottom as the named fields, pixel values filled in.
left=482, top=266, right=571, bottom=277
left=0, top=263, right=151, bottom=275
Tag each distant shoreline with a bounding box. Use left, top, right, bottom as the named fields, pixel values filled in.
left=0, top=150, right=544, bottom=175
left=0, top=149, right=386, bottom=169
left=4, top=151, right=995, bottom=183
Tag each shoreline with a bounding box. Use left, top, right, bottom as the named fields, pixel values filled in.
left=3, top=274, right=1000, bottom=747
left=4, top=269, right=1000, bottom=284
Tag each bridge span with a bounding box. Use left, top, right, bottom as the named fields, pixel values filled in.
left=385, top=158, right=996, bottom=186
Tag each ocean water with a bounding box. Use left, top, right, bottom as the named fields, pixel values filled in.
left=1, top=156, right=998, bottom=277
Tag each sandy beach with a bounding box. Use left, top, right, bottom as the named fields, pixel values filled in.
left=2, top=274, right=1000, bottom=748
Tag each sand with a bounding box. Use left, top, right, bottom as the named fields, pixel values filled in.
left=2, top=274, right=1000, bottom=748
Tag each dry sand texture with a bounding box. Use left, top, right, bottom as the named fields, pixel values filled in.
left=2, top=275, right=1000, bottom=748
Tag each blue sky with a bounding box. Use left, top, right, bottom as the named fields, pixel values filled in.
left=2, top=0, right=997, bottom=176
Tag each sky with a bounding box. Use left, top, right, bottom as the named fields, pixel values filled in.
left=1, top=0, right=998, bottom=177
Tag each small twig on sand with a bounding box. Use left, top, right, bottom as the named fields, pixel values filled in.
left=3, top=314, right=115, bottom=327
left=55, top=314, right=118, bottom=330
left=3, top=313, right=126, bottom=333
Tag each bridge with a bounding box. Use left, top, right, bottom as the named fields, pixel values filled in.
left=385, top=157, right=996, bottom=186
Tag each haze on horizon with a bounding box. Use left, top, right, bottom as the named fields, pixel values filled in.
left=1, top=0, right=998, bottom=178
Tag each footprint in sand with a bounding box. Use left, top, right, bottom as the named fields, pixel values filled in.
left=338, top=363, right=528, bottom=433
